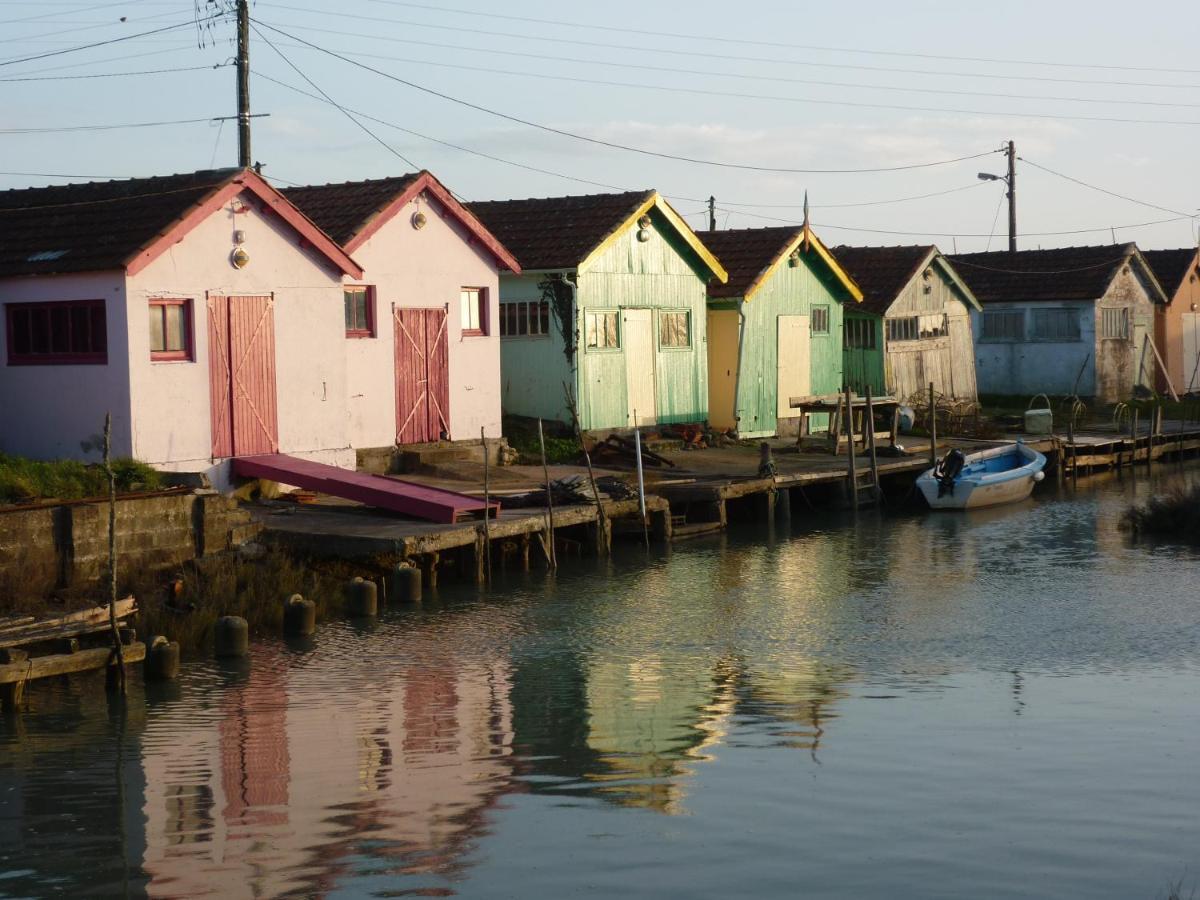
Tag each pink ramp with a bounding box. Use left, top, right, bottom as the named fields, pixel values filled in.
left=233, top=454, right=498, bottom=524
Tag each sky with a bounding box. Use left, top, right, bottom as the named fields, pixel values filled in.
left=2, top=0, right=1198, bottom=252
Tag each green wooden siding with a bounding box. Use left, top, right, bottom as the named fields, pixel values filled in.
left=714, top=253, right=852, bottom=438
left=497, top=272, right=575, bottom=423
left=842, top=309, right=886, bottom=396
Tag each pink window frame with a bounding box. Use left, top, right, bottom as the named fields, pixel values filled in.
left=149, top=297, right=194, bottom=362
left=345, top=285, right=376, bottom=338
left=5, top=298, right=108, bottom=366
left=461, top=286, right=488, bottom=337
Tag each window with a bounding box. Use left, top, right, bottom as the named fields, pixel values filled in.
left=658, top=310, right=691, bottom=348
left=499, top=300, right=551, bottom=338
left=148, top=298, right=192, bottom=361
left=886, top=316, right=918, bottom=342
left=344, top=286, right=375, bottom=338
left=585, top=310, right=620, bottom=350
left=843, top=317, right=876, bottom=350
left=1031, top=308, right=1080, bottom=342
left=810, top=306, right=830, bottom=335
left=5, top=298, right=107, bottom=365
left=1100, top=306, right=1129, bottom=340
left=980, top=310, right=1024, bottom=342
left=886, top=314, right=948, bottom=343
left=460, top=287, right=486, bottom=336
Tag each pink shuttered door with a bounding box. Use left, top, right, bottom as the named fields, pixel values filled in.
left=394, top=307, right=450, bottom=444
left=208, top=294, right=279, bottom=458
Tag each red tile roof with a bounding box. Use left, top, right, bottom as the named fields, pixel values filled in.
left=830, top=245, right=936, bottom=315
left=949, top=244, right=1143, bottom=304
left=1142, top=248, right=1199, bottom=297
left=468, top=190, right=655, bottom=270
left=282, top=173, right=422, bottom=246
left=702, top=226, right=805, bottom=299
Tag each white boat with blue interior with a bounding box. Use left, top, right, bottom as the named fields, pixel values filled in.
left=917, top=441, right=1047, bottom=510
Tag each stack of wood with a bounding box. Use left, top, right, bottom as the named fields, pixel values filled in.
left=588, top=434, right=676, bottom=469
left=0, top=598, right=137, bottom=655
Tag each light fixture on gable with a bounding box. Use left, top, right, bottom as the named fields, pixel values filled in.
left=412, top=211, right=427, bottom=230
left=230, top=247, right=250, bottom=269
left=636, top=214, right=652, bottom=242
left=787, top=249, right=801, bottom=268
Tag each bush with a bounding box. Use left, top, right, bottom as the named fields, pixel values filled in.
left=503, top=417, right=581, bottom=464
left=0, top=453, right=163, bottom=505
left=1121, top=483, right=1200, bottom=542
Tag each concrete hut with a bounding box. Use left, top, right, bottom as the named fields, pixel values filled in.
left=833, top=245, right=981, bottom=407
left=283, top=171, right=521, bottom=451
left=0, top=168, right=362, bottom=488
left=950, top=244, right=1169, bottom=403
left=1143, top=248, right=1200, bottom=395
left=469, top=190, right=728, bottom=430
left=702, top=226, right=863, bottom=438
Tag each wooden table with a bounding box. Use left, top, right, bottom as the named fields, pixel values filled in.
left=789, top=393, right=901, bottom=454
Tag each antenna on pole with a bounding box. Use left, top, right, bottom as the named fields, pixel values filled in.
left=708, top=196, right=716, bottom=232
left=236, top=0, right=251, bottom=168
left=802, top=190, right=811, bottom=252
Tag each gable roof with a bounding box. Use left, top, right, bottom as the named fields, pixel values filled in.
left=949, top=244, right=1166, bottom=305
left=704, top=225, right=861, bottom=302
left=1142, top=248, right=1199, bottom=297
left=468, top=190, right=727, bottom=281
left=832, top=244, right=980, bottom=315
left=0, top=168, right=362, bottom=280
left=282, top=170, right=520, bottom=271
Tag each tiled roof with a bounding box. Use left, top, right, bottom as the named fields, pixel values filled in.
left=949, top=244, right=1139, bottom=303
left=468, top=190, right=655, bottom=270
left=830, top=245, right=936, bottom=315
left=0, top=169, right=238, bottom=277
left=703, top=226, right=805, bottom=299
left=282, top=173, right=422, bottom=245
left=1142, top=248, right=1198, bottom=297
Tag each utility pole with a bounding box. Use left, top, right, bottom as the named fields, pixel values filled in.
left=236, top=0, right=251, bottom=168
left=1006, top=139, right=1017, bottom=253
left=708, top=195, right=716, bottom=232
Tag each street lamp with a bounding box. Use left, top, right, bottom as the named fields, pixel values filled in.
left=977, top=140, right=1017, bottom=252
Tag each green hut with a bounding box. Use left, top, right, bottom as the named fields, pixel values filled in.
left=470, top=191, right=727, bottom=430
left=703, top=226, right=863, bottom=438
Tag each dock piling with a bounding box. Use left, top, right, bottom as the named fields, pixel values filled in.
left=283, top=594, right=316, bottom=637
left=144, top=635, right=181, bottom=681
left=392, top=564, right=422, bottom=603
left=214, top=616, right=249, bottom=658
left=345, top=577, right=378, bottom=618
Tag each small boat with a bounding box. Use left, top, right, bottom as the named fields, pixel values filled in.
left=917, top=441, right=1047, bottom=510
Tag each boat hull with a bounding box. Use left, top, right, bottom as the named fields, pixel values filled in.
left=917, top=443, right=1046, bottom=511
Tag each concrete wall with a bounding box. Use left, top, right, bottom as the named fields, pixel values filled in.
left=0, top=491, right=258, bottom=600
left=345, top=190, right=505, bottom=446
left=1095, top=265, right=1158, bottom=402
left=0, top=271, right=132, bottom=459
left=126, top=187, right=353, bottom=486
left=970, top=301, right=1096, bottom=398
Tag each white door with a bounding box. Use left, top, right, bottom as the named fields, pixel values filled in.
left=1183, top=313, right=1200, bottom=392
left=777, top=315, right=811, bottom=418
left=623, top=308, right=657, bottom=426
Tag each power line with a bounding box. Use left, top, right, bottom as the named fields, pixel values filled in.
left=0, top=62, right=229, bottom=82
left=0, top=6, right=200, bottom=47
left=732, top=183, right=991, bottom=210
left=3, top=43, right=204, bottom=77
left=0, top=171, right=134, bottom=179
left=949, top=256, right=1133, bottom=275
left=1019, top=157, right=1194, bottom=218
left=356, top=0, right=1200, bottom=76
left=0, top=182, right=237, bottom=213
left=1, top=116, right=220, bottom=134
left=251, top=19, right=1002, bottom=175
left=260, top=32, right=1200, bottom=128
left=0, top=18, right=214, bottom=68
left=0, top=2, right=119, bottom=27
left=256, top=3, right=1200, bottom=91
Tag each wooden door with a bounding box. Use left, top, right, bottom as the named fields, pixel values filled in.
left=707, top=309, right=741, bottom=430
left=777, top=315, right=811, bottom=418
left=394, top=307, right=450, bottom=444
left=208, top=294, right=278, bottom=458
left=1183, top=313, right=1200, bottom=392
left=623, top=309, right=657, bottom=426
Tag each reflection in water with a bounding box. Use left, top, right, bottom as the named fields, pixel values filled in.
left=2, top=465, right=1200, bottom=898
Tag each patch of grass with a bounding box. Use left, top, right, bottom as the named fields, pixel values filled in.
left=0, top=453, right=162, bottom=505
left=503, top=416, right=581, bottom=465
left=1121, top=483, right=1200, bottom=543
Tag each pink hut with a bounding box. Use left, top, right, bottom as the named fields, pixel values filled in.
left=283, top=172, right=521, bottom=454
left=0, top=168, right=362, bottom=487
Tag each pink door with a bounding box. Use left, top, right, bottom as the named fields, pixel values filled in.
left=208, top=294, right=279, bottom=458
left=394, top=307, right=450, bottom=444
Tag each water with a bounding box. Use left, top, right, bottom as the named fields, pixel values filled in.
left=3, top=469, right=1200, bottom=899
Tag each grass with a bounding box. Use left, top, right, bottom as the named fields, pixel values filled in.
left=503, top=416, right=581, bottom=465
left=1121, top=483, right=1200, bottom=543
left=0, top=453, right=162, bottom=505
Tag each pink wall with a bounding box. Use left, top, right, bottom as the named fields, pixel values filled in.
left=125, top=188, right=353, bottom=484
left=1154, top=253, right=1200, bottom=393
left=345, top=189, right=504, bottom=447
left=0, top=270, right=132, bottom=459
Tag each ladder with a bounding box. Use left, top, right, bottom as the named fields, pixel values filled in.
left=843, top=385, right=883, bottom=509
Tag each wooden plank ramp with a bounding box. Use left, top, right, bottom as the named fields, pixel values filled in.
left=234, top=454, right=499, bottom=524
left=0, top=598, right=136, bottom=649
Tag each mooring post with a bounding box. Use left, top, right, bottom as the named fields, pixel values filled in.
left=928, top=382, right=937, bottom=466
left=865, top=384, right=880, bottom=507
left=537, top=418, right=558, bottom=570
left=1131, top=409, right=1140, bottom=468
left=481, top=426, right=493, bottom=585
left=844, top=385, right=858, bottom=508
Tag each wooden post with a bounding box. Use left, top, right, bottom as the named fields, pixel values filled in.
left=481, top=427, right=492, bottom=585
left=844, top=386, right=858, bottom=508
left=889, top=405, right=901, bottom=449
left=1131, top=409, right=1139, bottom=468
left=1067, top=409, right=1077, bottom=484
left=102, top=413, right=125, bottom=696
left=564, top=382, right=608, bottom=556
left=865, top=384, right=880, bottom=506
left=634, top=423, right=650, bottom=551
left=537, top=418, right=558, bottom=570
left=928, top=382, right=937, bottom=466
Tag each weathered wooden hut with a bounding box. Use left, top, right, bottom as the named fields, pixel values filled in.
left=833, top=245, right=981, bottom=406
left=702, top=226, right=862, bottom=438
left=1144, top=248, right=1200, bottom=394
left=950, top=244, right=1169, bottom=402
left=469, top=190, right=727, bottom=430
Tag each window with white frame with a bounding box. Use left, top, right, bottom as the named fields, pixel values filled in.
left=460, top=287, right=486, bottom=336
left=1100, top=306, right=1129, bottom=340
left=585, top=310, right=620, bottom=349
left=1031, top=308, right=1080, bottom=341
left=810, top=305, right=830, bottom=335
left=981, top=310, right=1025, bottom=342
left=658, top=310, right=691, bottom=348
left=499, top=300, right=551, bottom=338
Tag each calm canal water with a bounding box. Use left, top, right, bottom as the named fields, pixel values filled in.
left=3, top=468, right=1200, bottom=899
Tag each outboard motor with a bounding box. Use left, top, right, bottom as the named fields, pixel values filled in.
left=933, top=448, right=965, bottom=497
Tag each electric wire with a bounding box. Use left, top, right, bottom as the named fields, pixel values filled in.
left=0, top=183, right=242, bottom=213
left=984, top=186, right=1006, bottom=252
left=1019, top=157, right=1194, bottom=218
left=1, top=116, right=220, bottom=134
left=0, top=63, right=229, bottom=82
left=0, top=18, right=218, bottom=68
left=0, top=2, right=122, bottom=27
